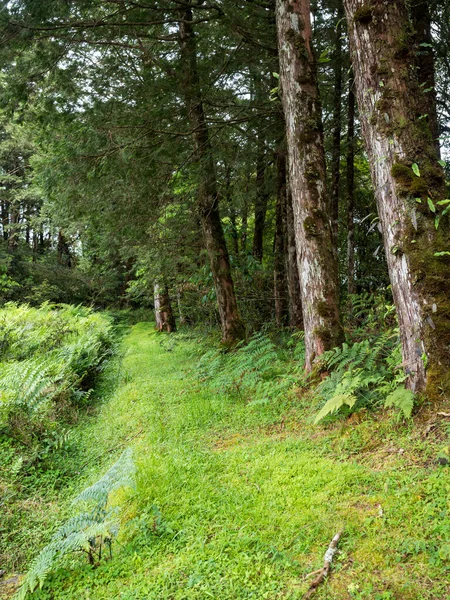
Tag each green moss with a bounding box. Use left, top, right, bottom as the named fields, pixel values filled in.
left=303, top=216, right=318, bottom=237
left=317, top=301, right=332, bottom=319
left=353, top=5, right=373, bottom=24
left=409, top=177, right=429, bottom=196
left=391, top=163, right=414, bottom=188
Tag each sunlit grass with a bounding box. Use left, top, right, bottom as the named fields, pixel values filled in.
left=9, top=321, right=450, bottom=600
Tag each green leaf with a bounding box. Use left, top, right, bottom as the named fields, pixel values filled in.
left=314, top=393, right=357, bottom=424
left=272, top=72, right=279, bottom=79
left=412, top=163, right=420, bottom=177
left=436, top=199, right=450, bottom=205
left=427, top=197, right=436, bottom=213
left=438, top=159, right=446, bottom=168
left=434, top=251, right=450, bottom=257
left=435, top=215, right=440, bottom=230
left=384, top=387, right=414, bottom=418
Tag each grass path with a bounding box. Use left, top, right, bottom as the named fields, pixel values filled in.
left=24, top=323, right=450, bottom=599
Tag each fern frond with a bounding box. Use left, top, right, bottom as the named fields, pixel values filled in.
left=384, top=387, right=414, bottom=418
left=74, top=448, right=136, bottom=506
left=314, top=394, right=357, bottom=424
left=15, top=449, right=135, bottom=600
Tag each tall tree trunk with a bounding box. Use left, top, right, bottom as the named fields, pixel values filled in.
left=57, top=230, right=72, bottom=267
left=178, top=4, right=245, bottom=345
left=8, top=203, right=19, bottom=251
left=346, top=71, right=356, bottom=297
left=225, top=164, right=239, bottom=256
left=276, top=0, right=343, bottom=370
left=154, top=283, right=176, bottom=333
left=1, top=200, right=8, bottom=241
left=252, top=133, right=268, bottom=262
left=285, top=180, right=304, bottom=329
left=274, top=148, right=289, bottom=326
left=344, top=0, right=450, bottom=396
left=330, top=3, right=344, bottom=243
left=411, top=0, right=440, bottom=156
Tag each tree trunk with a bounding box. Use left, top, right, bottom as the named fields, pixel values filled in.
left=154, top=283, right=176, bottom=333
left=411, top=0, right=440, bottom=156
left=344, top=0, right=450, bottom=396
left=8, top=203, right=19, bottom=251
left=252, top=133, right=268, bottom=262
left=276, top=0, right=343, bottom=370
left=57, top=230, right=72, bottom=267
left=285, top=180, right=304, bottom=329
left=330, top=4, right=344, bottom=243
left=225, top=164, right=239, bottom=256
left=274, top=148, right=289, bottom=327
left=178, top=4, right=245, bottom=346
left=346, top=72, right=356, bottom=297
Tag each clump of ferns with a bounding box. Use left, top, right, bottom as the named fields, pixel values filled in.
left=15, top=448, right=136, bottom=600
left=313, top=329, right=414, bottom=423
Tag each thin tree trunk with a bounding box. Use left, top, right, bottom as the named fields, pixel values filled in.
left=330, top=3, right=344, bottom=243
left=344, top=0, right=450, bottom=396
left=274, top=148, right=289, bottom=327
left=346, top=71, right=356, bottom=297
left=8, top=204, right=19, bottom=251
left=252, top=132, right=268, bottom=262
left=178, top=4, right=245, bottom=345
left=285, top=180, right=304, bottom=329
left=1, top=200, right=8, bottom=241
left=241, top=174, right=250, bottom=255
left=225, top=164, right=239, bottom=256
left=411, top=0, right=440, bottom=156
left=154, top=283, right=176, bottom=333
left=276, top=0, right=343, bottom=370
left=57, top=230, right=72, bottom=267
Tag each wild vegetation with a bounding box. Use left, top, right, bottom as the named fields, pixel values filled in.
left=0, top=0, right=449, bottom=598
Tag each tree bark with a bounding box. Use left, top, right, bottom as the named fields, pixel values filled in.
left=252, top=132, right=268, bottom=262
left=276, top=0, right=343, bottom=370
left=344, top=0, right=450, bottom=396
left=154, top=283, right=176, bottom=333
left=410, top=0, right=440, bottom=156
left=285, top=179, right=304, bottom=329
left=330, top=3, right=344, bottom=244
left=346, top=71, right=356, bottom=297
left=178, top=4, right=245, bottom=345
left=57, top=230, right=72, bottom=267
left=274, top=148, right=289, bottom=327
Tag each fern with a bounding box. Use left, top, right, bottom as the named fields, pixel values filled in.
left=195, top=332, right=289, bottom=404
left=384, top=387, right=414, bottom=419
left=314, top=394, right=357, bottom=424
left=15, top=449, right=135, bottom=600
left=74, top=447, right=136, bottom=505
left=314, top=323, right=410, bottom=423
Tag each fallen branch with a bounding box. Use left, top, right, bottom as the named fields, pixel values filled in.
left=303, top=531, right=343, bottom=599
left=437, top=412, right=450, bottom=418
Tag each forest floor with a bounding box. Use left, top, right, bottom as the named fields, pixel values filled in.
left=3, top=321, right=450, bottom=600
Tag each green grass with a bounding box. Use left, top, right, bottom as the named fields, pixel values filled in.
left=4, top=322, right=450, bottom=599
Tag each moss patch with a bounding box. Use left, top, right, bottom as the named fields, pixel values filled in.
left=353, top=5, right=373, bottom=25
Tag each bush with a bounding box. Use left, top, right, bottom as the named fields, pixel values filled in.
left=0, top=302, right=114, bottom=445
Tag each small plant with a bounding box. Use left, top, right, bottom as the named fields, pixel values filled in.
left=15, top=448, right=136, bottom=600
left=314, top=323, right=413, bottom=423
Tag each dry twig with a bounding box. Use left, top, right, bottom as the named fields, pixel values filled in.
left=303, top=531, right=343, bottom=599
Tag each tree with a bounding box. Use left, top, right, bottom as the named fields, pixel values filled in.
left=276, top=0, right=343, bottom=370
left=178, top=3, right=245, bottom=345
left=344, top=0, right=450, bottom=396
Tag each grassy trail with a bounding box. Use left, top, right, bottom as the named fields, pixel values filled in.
left=20, top=323, right=450, bottom=599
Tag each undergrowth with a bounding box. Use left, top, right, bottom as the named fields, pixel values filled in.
left=3, top=318, right=450, bottom=600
